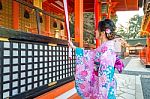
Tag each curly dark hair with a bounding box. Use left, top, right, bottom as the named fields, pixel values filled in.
left=98, top=19, right=116, bottom=40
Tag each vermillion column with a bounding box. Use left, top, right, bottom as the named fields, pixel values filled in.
left=146, top=37, right=150, bottom=64
left=45, top=15, right=50, bottom=36
left=95, top=0, right=100, bottom=47
left=75, top=0, right=83, bottom=47
left=107, top=6, right=111, bottom=19
left=99, top=2, right=102, bottom=21
left=107, top=0, right=112, bottom=19
left=148, top=37, right=150, bottom=64
left=12, top=1, right=19, bottom=30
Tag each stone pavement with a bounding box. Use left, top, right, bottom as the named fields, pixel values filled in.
left=115, top=57, right=150, bottom=99
left=117, top=57, right=150, bottom=99
left=56, top=57, right=146, bottom=99
left=115, top=74, right=143, bottom=99
left=124, top=57, right=150, bottom=73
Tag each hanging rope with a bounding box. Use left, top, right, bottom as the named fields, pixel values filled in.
left=63, top=0, right=72, bottom=59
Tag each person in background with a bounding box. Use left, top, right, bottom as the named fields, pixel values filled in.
left=68, top=19, right=124, bottom=99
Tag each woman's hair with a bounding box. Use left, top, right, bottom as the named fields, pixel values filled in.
left=98, top=19, right=116, bottom=40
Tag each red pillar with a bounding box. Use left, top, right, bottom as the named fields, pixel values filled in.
left=146, top=37, right=150, bottom=64
left=107, top=7, right=111, bottom=19
left=94, top=0, right=100, bottom=48
left=75, top=0, right=83, bottom=47
left=12, top=1, right=19, bottom=30
left=107, top=0, right=112, bottom=19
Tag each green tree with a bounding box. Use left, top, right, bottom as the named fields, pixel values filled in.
left=70, top=12, right=95, bottom=44
left=111, top=14, right=118, bottom=24
left=117, top=14, right=143, bottom=39
left=83, top=12, right=94, bottom=44
left=117, top=25, right=129, bottom=39
left=70, top=13, right=118, bottom=44
left=128, top=14, right=143, bottom=38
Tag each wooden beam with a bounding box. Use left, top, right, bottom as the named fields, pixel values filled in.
left=45, top=15, right=50, bottom=36
left=47, top=0, right=55, bottom=3
left=68, top=93, right=82, bottom=99
left=43, top=1, right=65, bottom=14
left=125, top=0, right=128, bottom=9
left=107, top=0, right=112, bottom=19
left=35, top=81, right=75, bottom=99
left=15, top=0, right=64, bottom=21
left=35, top=9, right=41, bottom=34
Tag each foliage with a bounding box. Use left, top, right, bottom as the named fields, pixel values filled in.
left=83, top=13, right=95, bottom=44
left=117, top=14, right=143, bottom=39
left=116, top=25, right=129, bottom=39
left=70, top=12, right=118, bottom=44
left=70, top=13, right=95, bottom=44
left=111, top=14, right=118, bottom=25
left=128, top=14, right=143, bottom=38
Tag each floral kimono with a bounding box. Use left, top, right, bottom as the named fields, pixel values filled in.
left=75, top=40, right=124, bottom=99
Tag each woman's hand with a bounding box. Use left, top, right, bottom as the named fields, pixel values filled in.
left=68, top=40, right=76, bottom=50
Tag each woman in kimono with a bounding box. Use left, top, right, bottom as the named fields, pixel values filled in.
left=68, top=19, right=124, bottom=99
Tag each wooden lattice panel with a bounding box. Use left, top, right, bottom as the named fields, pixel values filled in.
left=0, top=41, right=75, bottom=99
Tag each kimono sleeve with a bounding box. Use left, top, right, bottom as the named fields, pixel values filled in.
left=100, top=49, right=124, bottom=73
left=74, top=47, right=96, bottom=98
left=114, top=55, right=124, bottom=73
left=75, top=47, right=84, bottom=57
left=75, top=47, right=95, bottom=65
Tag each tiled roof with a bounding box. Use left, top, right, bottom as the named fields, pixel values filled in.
left=126, top=38, right=146, bottom=46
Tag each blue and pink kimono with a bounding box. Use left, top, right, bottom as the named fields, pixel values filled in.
left=75, top=40, right=124, bottom=99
